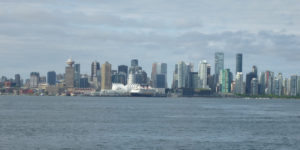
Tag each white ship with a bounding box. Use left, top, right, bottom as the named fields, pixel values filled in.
left=130, top=88, right=155, bottom=97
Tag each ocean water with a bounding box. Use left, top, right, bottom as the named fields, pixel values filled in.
left=0, top=96, right=300, bottom=150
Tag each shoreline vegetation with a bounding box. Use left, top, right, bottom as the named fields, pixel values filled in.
left=235, top=94, right=300, bottom=99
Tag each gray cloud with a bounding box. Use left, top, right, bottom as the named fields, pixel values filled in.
left=0, top=0, right=300, bottom=86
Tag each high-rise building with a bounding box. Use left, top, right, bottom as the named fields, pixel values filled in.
left=91, top=61, right=101, bottom=82
left=74, top=64, right=80, bottom=88
left=30, top=72, right=40, bottom=88
left=155, top=74, right=166, bottom=88
left=235, top=72, right=243, bottom=94
left=15, top=74, right=21, bottom=87
left=215, top=52, right=224, bottom=75
left=129, top=59, right=143, bottom=76
left=178, top=61, right=187, bottom=88
left=189, top=72, right=199, bottom=89
left=198, top=60, right=209, bottom=89
left=246, top=73, right=257, bottom=95
left=245, top=66, right=258, bottom=95
left=161, top=63, right=168, bottom=88
left=47, top=71, right=56, bottom=85
left=118, top=65, right=128, bottom=75
left=118, top=65, right=128, bottom=84
left=131, top=59, right=139, bottom=67
left=236, top=53, right=243, bottom=74
left=65, top=58, right=75, bottom=88
left=112, top=70, right=127, bottom=85
left=151, top=62, right=167, bottom=88
left=172, top=64, right=179, bottom=89
left=207, top=65, right=211, bottom=76
left=80, top=75, right=89, bottom=88
left=39, top=76, right=47, bottom=83
left=134, top=70, right=148, bottom=85
left=251, top=78, right=258, bottom=95
left=287, top=78, right=291, bottom=96
left=259, top=72, right=265, bottom=95
left=274, top=78, right=280, bottom=96
left=297, top=76, right=300, bottom=96
left=274, top=73, right=283, bottom=96
left=290, top=75, right=298, bottom=96
left=283, top=78, right=288, bottom=96
left=252, top=66, right=258, bottom=75
left=101, top=62, right=112, bottom=90
left=220, top=69, right=232, bottom=93
left=264, top=71, right=274, bottom=95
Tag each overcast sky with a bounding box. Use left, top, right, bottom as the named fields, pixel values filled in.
left=1, top=0, right=300, bottom=85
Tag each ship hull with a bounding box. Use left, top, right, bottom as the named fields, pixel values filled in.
left=130, top=93, right=153, bottom=97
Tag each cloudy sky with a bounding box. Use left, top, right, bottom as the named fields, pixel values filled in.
left=1, top=0, right=300, bottom=85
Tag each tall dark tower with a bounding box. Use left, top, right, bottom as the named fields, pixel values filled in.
left=236, top=53, right=243, bottom=74
left=47, top=71, right=56, bottom=85
left=118, top=65, right=128, bottom=75
left=118, top=65, right=128, bottom=85
left=252, top=65, right=258, bottom=76
left=15, top=74, right=21, bottom=87
left=131, top=59, right=138, bottom=67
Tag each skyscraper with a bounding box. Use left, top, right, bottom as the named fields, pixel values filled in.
left=236, top=53, right=243, bottom=74
left=151, top=62, right=167, bottom=88
left=91, top=61, right=101, bottom=82
left=151, top=63, right=158, bottom=87
left=198, top=60, right=209, bottom=89
left=74, top=64, right=80, bottom=88
left=235, top=72, right=244, bottom=94
left=215, top=52, right=224, bottom=75
left=172, top=64, right=179, bottom=89
left=134, top=70, right=148, bottom=85
left=259, top=72, right=265, bottom=95
left=245, top=66, right=257, bottom=95
left=101, top=62, right=112, bottom=90
left=207, top=65, right=211, bottom=76
left=131, top=59, right=139, bottom=67
left=80, top=76, right=89, bottom=88
left=177, top=61, right=187, bottom=88
left=220, top=69, right=232, bottom=93
left=155, top=74, right=166, bottom=88
left=251, top=78, right=258, bottom=95
left=65, top=58, right=75, bottom=88
left=112, top=70, right=127, bottom=85
left=290, top=75, right=297, bottom=96
left=189, top=72, right=199, bottom=89
left=30, top=72, right=40, bottom=88
left=47, top=71, right=56, bottom=86
left=297, top=76, right=300, bottom=96
left=118, top=65, right=128, bottom=75
left=118, top=65, right=128, bottom=85
left=274, top=73, right=283, bottom=96
left=264, top=71, right=274, bottom=95
left=15, top=74, right=21, bottom=88
left=252, top=65, right=258, bottom=75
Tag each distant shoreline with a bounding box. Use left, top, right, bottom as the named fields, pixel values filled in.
left=1, top=94, right=300, bottom=100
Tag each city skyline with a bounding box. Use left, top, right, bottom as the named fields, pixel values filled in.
left=1, top=52, right=300, bottom=88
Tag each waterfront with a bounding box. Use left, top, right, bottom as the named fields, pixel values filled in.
left=0, top=96, right=300, bottom=149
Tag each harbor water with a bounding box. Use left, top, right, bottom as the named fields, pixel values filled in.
left=0, top=96, right=300, bottom=149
